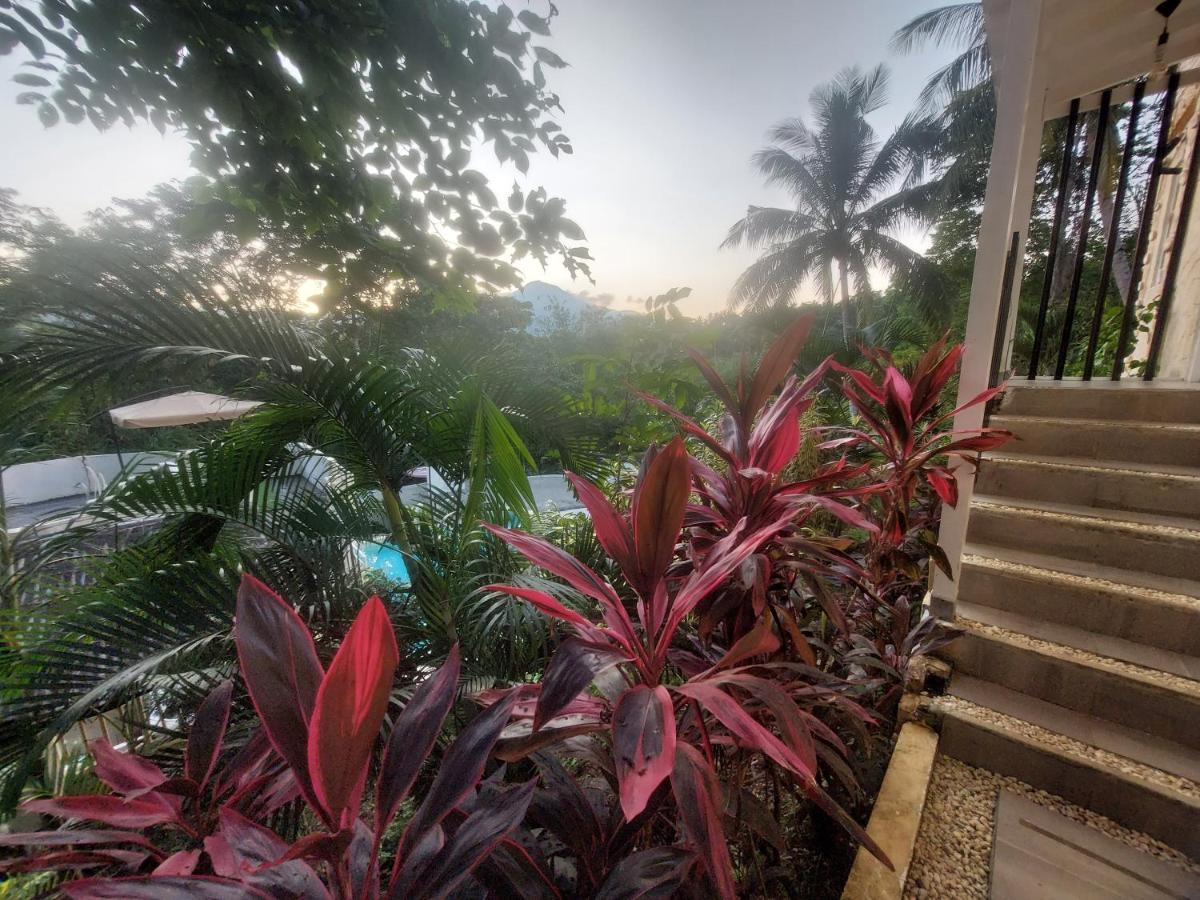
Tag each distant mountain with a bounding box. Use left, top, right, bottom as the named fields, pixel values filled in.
left=511, top=281, right=635, bottom=334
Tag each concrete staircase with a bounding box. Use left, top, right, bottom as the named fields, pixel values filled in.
left=924, top=382, right=1200, bottom=859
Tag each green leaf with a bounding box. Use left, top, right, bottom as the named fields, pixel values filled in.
left=37, top=101, right=59, bottom=127
left=13, top=72, right=50, bottom=87
left=534, top=46, right=567, bottom=68
left=517, top=10, right=551, bottom=35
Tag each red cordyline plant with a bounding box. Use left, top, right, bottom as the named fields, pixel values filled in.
left=636, top=316, right=879, bottom=654
left=484, top=436, right=888, bottom=898
left=1, top=576, right=549, bottom=899
left=828, top=338, right=1011, bottom=710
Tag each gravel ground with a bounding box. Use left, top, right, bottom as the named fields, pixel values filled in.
left=902, top=757, right=1200, bottom=900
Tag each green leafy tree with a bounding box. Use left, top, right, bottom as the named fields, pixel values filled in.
left=723, top=65, right=946, bottom=344
left=0, top=1, right=589, bottom=306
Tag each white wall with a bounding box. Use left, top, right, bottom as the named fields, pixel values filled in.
left=2, top=452, right=177, bottom=506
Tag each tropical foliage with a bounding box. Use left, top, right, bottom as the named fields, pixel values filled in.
left=0, top=0, right=589, bottom=305
left=723, top=66, right=949, bottom=343
left=0, top=300, right=1004, bottom=896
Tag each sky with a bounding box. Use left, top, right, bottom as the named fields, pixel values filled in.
left=0, top=0, right=960, bottom=317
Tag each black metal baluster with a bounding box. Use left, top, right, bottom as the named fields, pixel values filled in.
left=1028, top=98, right=1080, bottom=379
left=989, top=231, right=1021, bottom=390
left=1085, top=80, right=1144, bottom=380
left=1145, top=106, right=1200, bottom=380
left=1055, top=90, right=1112, bottom=379
left=1113, top=68, right=1179, bottom=379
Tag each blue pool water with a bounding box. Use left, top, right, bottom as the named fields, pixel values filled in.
left=355, top=540, right=410, bottom=584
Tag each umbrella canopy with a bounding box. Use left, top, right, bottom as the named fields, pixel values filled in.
left=108, top=391, right=262, bottom=429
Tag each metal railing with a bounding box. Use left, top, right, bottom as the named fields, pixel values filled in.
left=1017, top=68, right=1200, bottom=381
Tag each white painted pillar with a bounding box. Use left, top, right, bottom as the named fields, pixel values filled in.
left=932, top=0, right=1049, bottom=614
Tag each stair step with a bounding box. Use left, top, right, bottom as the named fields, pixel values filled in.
left=989, top=414, right=1200, bottom=467
left=948, top=675, right=1200, bottom=782
left=997, top=382, right=1200, bottom=424
left=974, top=454, right=1200, bottom=521
left=925, top=692, right=1200, bottom=858
left=959, top=546, right=1200, bottom=657
left=956, top=600, right=1200, bottom=681
left=938, top=618, right=1200, bottom=749
left=966, top=498, right=1200, bottom=582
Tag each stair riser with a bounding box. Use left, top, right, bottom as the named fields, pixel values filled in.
left=958, top=563, right=1200, bottom=656
left=974, top=460, right=1200, bottom=521
left=966, top=507, right=1200, bottom=581
left=998, top=387, right=1200, bottom=424
left=940, top=631, right=1200, bottom=748
left=936, top=711, right=1200, bottom=858
left=989, top=417, right=1200, bottom=467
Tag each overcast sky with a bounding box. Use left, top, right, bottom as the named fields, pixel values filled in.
left=0, top=1, right=959, bottom=316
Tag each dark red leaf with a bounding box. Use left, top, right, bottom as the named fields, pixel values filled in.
left=396, top=688, right=522, bottom=862
left=0, top=830, right=159, bottom=851
left=594, top=846, right=692, bottom=900
left=405, top=780, right=537, bottom=900
left=377, top=645, right=460, bottom=833
left=705, top=615, right=780, bottom=673
left=612, top=685, right=676, bottom=820
left=925, top=467, right=958, bottom=506
left=186, top=680, right=234, bottom=791
left=744, top=315, right=813, bottom=428
left=63, top=876, right=275, bottom=899
left=534, top=637, right=628, bottom=731
left=527, top=753, right=603, bottom=864
left=670, top=744, right=735, bottom=899
left=309, top=595, right=398, bottom=827
left=484, top=524, right=625, bottom=610
left=235, top=574, right=324, bottom=809
left=216, top=807, right=330, bottom=900
left=0, top=849, right=147, bottom=873
left=633, top=437, right=690, bottom=591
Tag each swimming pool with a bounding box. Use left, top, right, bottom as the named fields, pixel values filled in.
left=354, top=540, right=410, bottom=584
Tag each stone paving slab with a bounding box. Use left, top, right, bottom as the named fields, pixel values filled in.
left=990, top=790, right=1200, bottom=899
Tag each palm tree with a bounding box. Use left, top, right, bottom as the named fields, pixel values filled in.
left=892, top=2, right=1137, bottom=308
left=0, top=256, right=604, bottom=807
left=723, top=66, right=945, bottom=345
left=891, top=3, right=988, bottom=113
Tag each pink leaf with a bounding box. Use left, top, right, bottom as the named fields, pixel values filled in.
left=612, top=685, right=676, bottom=820
left=154, top=850, right=201, bottom=876
left=89, top=738, right=167, bottom=797
left=23, top=795, right=181, bottom=829
left=308, top=595, right=399, bottom=828
left=565, top=471, right=637, bottom=580
left=673, top=681, right=814, bottom=781
left=670, top=744, right=735, bottom=899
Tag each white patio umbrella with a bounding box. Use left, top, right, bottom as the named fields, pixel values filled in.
left=107, top=391, right=262, bottom=429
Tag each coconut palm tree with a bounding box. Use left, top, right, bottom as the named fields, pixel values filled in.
left=723, top=65, right=946, bottom=344
left=891, top=3, right=988, bottom=113
left=892, top=2, right=1137, bottom=309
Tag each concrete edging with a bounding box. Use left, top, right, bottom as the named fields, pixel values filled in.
left=841, top=721, right=940, bottom=900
